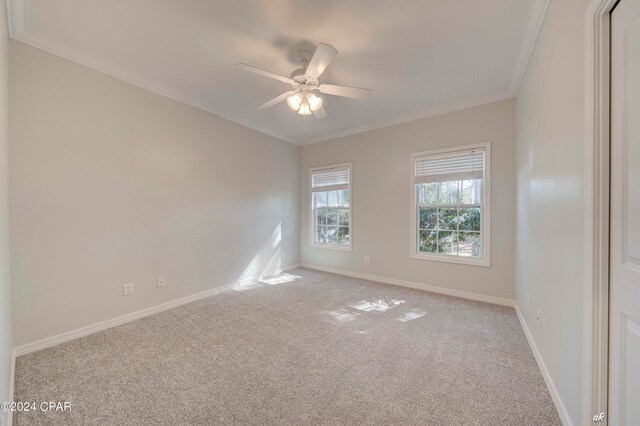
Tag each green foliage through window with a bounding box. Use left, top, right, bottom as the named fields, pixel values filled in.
left=314, top=190, right=350, bottom=246
left=416, top=180, right=482, bottom=257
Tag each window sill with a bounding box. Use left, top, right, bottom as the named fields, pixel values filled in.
left=310, top=243, right=352, bottom=252
left=410, top=252, right=490, bottom=267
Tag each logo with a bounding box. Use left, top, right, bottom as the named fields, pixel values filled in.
left=593, top=412, right=605, bottom=422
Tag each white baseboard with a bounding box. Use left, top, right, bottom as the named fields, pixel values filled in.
left=514, top=304, right=573, bottom=426
left=298, top=263, right=514, bottom=307
left=284, top=263, right=302, bottom=272
left=14, top=264, right=302, bottom=357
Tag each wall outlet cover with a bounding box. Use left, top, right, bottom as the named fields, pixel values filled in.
left=123, top=283, right=134, bottom=296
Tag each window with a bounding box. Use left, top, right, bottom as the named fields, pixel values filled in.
left=410, top=143, right=490, bottom=266
left=310, top=163, right=351, bottom=250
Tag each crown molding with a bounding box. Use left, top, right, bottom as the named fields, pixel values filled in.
left=297, top=91, right=514, bottom=145
left=8, top=0, right=297, bottom=144
left=14, top=30, right=298, bottom=144
left=509, top=0, right=552, bottom=95
left=8, top=0, right=550, bottom=147
left=301, top=0, right=550, bottom=145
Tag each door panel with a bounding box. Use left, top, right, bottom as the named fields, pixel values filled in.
left=621, top=316, right=640, bottom=423
left=610, top=0, right=640, bottom=424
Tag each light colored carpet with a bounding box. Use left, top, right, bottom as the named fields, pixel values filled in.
left=14, top=268, right=560, bottom=425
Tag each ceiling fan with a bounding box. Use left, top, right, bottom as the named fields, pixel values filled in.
left=237, top=43, right=371, bottom=119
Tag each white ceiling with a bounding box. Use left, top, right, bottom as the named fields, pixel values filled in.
left=8, top=0, right=549, bottom=145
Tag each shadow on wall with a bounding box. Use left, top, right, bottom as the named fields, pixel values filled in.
left=234, top=223, right=301, bottom=291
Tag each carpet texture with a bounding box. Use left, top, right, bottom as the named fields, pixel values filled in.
left=14, top=268, right=560, bottom=425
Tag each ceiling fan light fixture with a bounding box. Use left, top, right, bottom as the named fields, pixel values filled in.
left=287, top=92, right=304, bottom=111
left=306, top=93, right=323, bottom=112
left=298, top=100, right=312, bottom=115
left=238, top=42, right=372, bottom=119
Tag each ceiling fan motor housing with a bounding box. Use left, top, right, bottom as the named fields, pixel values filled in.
left=290, top=70, right=318, bottom=90
left=289, top=49, right=320, bottom=90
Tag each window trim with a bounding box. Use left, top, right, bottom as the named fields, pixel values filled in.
left=309, top=162, right=353, bottom=251
left=409, top=142, right=491, bottom=267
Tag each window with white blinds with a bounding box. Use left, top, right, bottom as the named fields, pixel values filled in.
left=311, top=166, right=350, bottom=192
left=414, top=149, right=484, bottom=184
left=410, top=144, right=490, bottom=267
left=310, top=164, right=351, bottom=250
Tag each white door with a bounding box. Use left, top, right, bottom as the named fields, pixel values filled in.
left=610, top=0, right=640, bottom=424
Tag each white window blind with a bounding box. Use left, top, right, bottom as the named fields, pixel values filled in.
left=414, top=148, right=485, bottom=184
left=311, top=166, right=350, bottom=192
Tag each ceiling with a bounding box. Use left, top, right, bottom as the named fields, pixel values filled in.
left=8, top=0, right=549, bottom=145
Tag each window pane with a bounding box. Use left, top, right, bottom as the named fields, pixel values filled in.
left=316, top=191, right=328, bottom=207
left=412, top=150, right=486, bottom=260
left=438, top=181, right=459, bottom=205
left=316, top=209, right=327, bottom=225
left=460, top=179, right=482, bottom=205
left=419, top=230, right=437, bottom=253
left=419, top=208, right=437, bottom=229
left=316, top=226, right=326, bottom=244
left=338, top=226, right=350, bottom=245
left=458, top=208, right=481, bottom=231
left=328, top=191, right=339, bottom=207
left=417, top=183, right=437, bottom=205
left=327, top=209, right=338, bottom=225
left=437, top=231, right=457, bottom=254
left=458, top=232, right=481, bottom=257
left=326, top=226, right=338, bottom=244
left=338, top=190, right=350, bottom=207
left=438, top=208, right=458, bottom=230
left=338, top=209, right=350, bottom=226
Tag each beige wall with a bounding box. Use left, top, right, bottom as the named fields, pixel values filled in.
left=299, top=99, right=516, bottom=300
left=515, top=0, right=589, bottom=423
left=9, top=42, right=300, bottom=347
left=0, top=0, right=13, bottom=418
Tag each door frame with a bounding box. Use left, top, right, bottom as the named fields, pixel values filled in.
left=584, top=0, right=617, bottom=423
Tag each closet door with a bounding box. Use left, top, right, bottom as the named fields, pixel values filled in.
left=609, top=0, right=640, bottom=424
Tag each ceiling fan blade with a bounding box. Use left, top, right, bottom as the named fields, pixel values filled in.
left=305, top=43, right=338, bottom=79
left=312, top=105, right=327, bottom=119
left=258, top=91, right=295, bottom=109
left=236, top=63, right=292, bottom=84
left=319, top=84, right=371, bottom=100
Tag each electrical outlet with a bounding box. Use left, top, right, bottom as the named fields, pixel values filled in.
left=123, top=283, right=134, bottom=296
left=364, top=256, right=370, bottom=264
left=527, top=295, right=531, bottom=310
left=157, top=276, right=166, bottom=288
left=536, top=310, right=541, bottom=327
